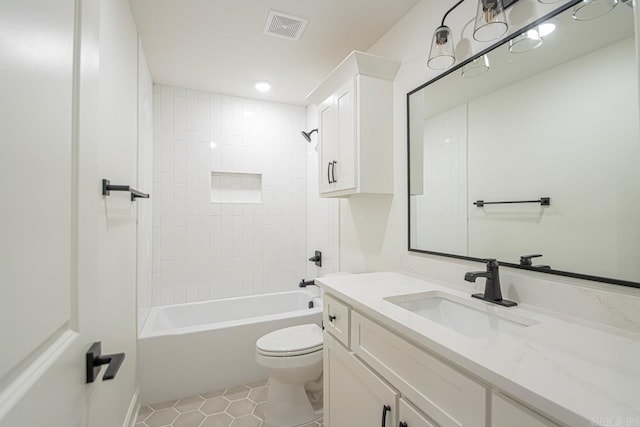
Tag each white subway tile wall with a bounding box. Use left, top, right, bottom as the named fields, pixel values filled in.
left=152, top=85, right=308, bottom=305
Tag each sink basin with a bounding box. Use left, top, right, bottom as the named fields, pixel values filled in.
left=384, top=291, right=537, bottom=338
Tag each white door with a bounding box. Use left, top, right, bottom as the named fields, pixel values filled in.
left=0, top=0, right=141, bottom=426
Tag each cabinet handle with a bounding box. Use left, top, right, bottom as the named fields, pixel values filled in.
left=327, top=162, right=332, bottom=184
left=328, top=314, right=336, bottom=322
left=381, top=405, right=391, bottom=427
left=399, top=423, right=408, bottom=427
left=331, top=160, right=337, bottom=183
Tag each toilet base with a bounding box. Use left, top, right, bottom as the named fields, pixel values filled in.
left=265, top=378, right=323, bottom=427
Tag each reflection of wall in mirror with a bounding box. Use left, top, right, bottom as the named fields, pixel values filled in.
left=414, top=105, right=468, bottom=255
left=466, top=37, right=639, bottom=281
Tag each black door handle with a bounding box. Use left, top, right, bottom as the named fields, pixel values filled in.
left=331, top=160, right=337, bottom=183
left=327, top=162, right=333, bottom=184
left=86, top=342, right=125, bottom=383
left=382, top=404, right=391, bottom=427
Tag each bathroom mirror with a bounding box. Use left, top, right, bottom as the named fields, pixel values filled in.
left=407, top=0, right=640, bottom=287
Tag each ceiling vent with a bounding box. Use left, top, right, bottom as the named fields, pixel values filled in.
left=263, top=10, right=308, bottom=41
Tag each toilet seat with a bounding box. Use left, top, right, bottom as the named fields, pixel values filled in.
left=256, top=324, right=323, bottom=357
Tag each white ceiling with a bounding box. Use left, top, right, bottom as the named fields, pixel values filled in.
left=129, top=0, right=420, bottom=105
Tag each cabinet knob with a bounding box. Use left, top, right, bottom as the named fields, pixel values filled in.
left=328, top=314, right=336, bottom=322
left=399, top=423, right=408, bottom=427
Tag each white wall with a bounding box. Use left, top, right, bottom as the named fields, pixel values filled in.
left=152, top=86, right=308, bottom=305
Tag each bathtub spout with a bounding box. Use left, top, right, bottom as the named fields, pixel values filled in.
left=299, top=279, right=316, bottom=288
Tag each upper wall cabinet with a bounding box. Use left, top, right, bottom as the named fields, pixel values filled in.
left=306, top=51, right=400, bottom=197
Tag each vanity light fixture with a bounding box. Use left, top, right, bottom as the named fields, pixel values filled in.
left=461, top=54, right=490, bottom=77
left=428, top=0, right=509, bottom=70
left=572, top=0, right=619, bottom=21
left=473, top=0, right=509, bottom=42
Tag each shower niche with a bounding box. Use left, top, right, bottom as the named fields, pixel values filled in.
left=306, top=51, right=400, bottom=198
left=210, top=171, right=262, bottom=204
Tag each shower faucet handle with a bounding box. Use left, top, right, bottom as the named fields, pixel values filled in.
left=308, top=250, right=322, bottom=267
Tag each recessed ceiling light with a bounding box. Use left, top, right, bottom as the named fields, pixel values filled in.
left=255, top=81, right=271, bottom=92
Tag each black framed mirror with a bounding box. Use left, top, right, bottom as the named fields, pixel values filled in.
left=407, top=0, right=640, bottom=288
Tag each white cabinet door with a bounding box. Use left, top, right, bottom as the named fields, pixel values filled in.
left=318, top=79, right=357, bottom=195
left=324, top=334, right=397, bottom=427
left=318, top=96, right=337, bottom=194
left=492, top=394, right=560, bottom=427
left=332, top=79, right=356, bottom=192
left=0, top=0, right=142, bottom=426
left=399, top=398, right=438, bottom=427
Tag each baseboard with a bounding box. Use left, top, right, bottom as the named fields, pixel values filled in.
left=123, top=388, right=139, bottom=427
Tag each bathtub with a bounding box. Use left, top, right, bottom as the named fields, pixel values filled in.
left=138, top=289, right=322, bottom=404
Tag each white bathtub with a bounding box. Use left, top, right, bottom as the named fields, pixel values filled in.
left=138, top=289, right=322, bottom=404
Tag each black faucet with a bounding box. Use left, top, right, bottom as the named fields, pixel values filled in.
left=519, top=254, right=551, bottom=270
left=299, top=278, right=316, bottom=288
left=464, top=259, right=517, bottom=307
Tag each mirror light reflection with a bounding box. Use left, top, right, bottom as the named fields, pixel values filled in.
left=408, top=1, right=640, bottom=286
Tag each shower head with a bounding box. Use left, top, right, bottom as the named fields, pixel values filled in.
left=301, top=128, right=318, bottom=142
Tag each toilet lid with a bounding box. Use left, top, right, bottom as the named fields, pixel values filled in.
left=256, top=324, right=323, bottom=357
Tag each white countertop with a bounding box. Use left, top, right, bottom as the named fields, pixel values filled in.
left=316, top=272, right=640, bottom=427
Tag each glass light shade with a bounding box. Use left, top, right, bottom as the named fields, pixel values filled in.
left=473, top=0, right=508, bottom=42
left=461, top=55, right=490, bottom=78
left=428, top=26, right=456, bottom=70
left=572, top=0, right=619, bottom=21
left=509, top=29, right=543, bottom=53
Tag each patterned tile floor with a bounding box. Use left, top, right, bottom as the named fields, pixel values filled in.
left=135, top=380, right=323, bottom=427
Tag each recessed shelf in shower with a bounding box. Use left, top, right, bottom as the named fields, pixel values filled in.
left=211, top=171, right=262, bottom=203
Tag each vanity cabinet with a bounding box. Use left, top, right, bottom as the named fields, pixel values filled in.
left=306, top=51, right=399, bottom=198
left=322, top=291, right=566, bottom=427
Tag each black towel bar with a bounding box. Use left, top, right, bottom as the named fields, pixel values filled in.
left=102, top=179, right=150, bottom=201
left=473, top=197, right=550, bottom=207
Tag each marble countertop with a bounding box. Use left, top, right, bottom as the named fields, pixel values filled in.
left=316, top=272, right=640, bottom=427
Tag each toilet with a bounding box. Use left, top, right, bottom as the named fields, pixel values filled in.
left=255, top=323, right=323, bottom=427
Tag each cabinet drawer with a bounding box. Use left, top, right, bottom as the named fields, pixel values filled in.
left=323, top=294, right=350, bottom=347
left=351, top=311, right=486, bottom=427
left=492, top=393, right=560, bottom=427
